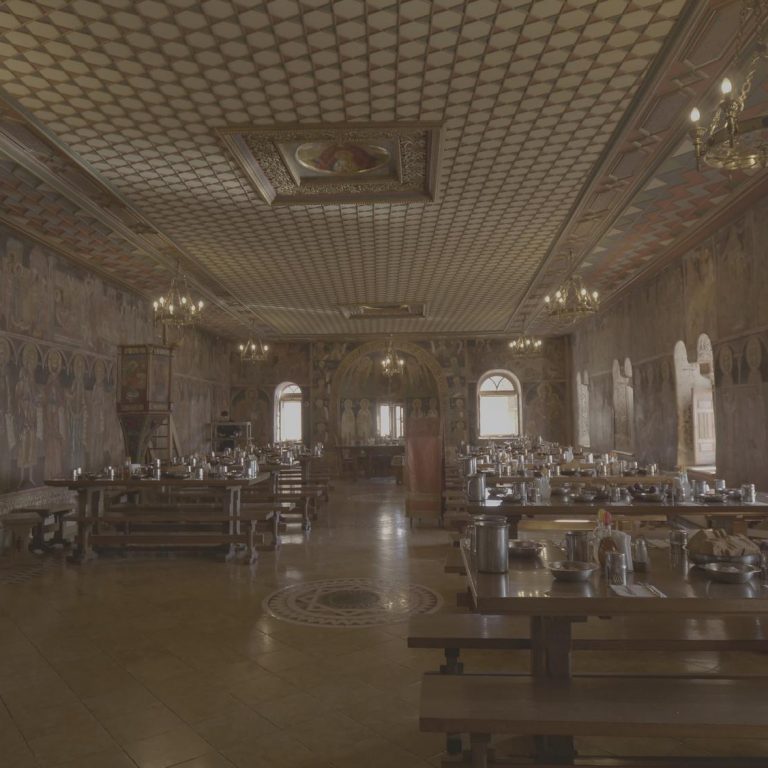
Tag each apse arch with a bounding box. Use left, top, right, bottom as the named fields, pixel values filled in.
left=328, top=340, right=448, bottom=443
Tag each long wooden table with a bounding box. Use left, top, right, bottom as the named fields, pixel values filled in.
left=46, top=474, right=269, bottom=562
left=466, top=497, right=768, bottom=537
left=460, top=540, right=768, bottom=762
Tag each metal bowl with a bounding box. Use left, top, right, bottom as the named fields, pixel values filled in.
left=631, top=491, right=665, bottom=503
left=509, top=539, right=543, bottom=559
left=572, top=493, right=597, bottom=503
left=685, top=548, right=761, bottom=566
left=700, top=562, right=760, bottom=584
left=697, top=493, right=727, bottom=504
left=549, top=560, right=598, bottom=582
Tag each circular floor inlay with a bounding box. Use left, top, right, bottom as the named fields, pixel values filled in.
left=263, top=577, right=443, bottom=628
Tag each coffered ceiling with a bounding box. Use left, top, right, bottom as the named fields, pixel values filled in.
left=0, top=0, right=763, bottom=339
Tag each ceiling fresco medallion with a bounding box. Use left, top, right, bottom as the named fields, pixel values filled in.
left=219, top=122, right=442, bottom=205
left=294, top=142, right=391, bottom=175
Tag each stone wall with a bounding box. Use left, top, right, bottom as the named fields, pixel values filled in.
left=0, top=225, right=229, bottom=495
left=571, top=199, right=768, bottom=486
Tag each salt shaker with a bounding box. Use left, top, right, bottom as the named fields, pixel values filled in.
left=632, top=536, right=649, bottom=572
left=605, top=551, right=627, bottom=586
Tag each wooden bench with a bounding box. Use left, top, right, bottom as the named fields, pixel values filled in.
left=242, top=489, right=318, bottom=531
left=420, top=673, right=768, bottom=767
left=408, top=613, right=768, bottom=674
left=79, top=505, right=264, bottom=563
left=444, top=547, right=466, bottom=575
left=240, top=501, right=295, bottom=550
left=6, top=503, right=75, bottom=552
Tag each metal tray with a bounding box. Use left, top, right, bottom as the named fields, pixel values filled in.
left=700, top=562, right=760, bottom=584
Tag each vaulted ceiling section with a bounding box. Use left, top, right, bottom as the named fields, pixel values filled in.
left=0, top=0, right=765, bottom=339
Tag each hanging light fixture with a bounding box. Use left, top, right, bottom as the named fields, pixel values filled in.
left=381, top=336, right=405, bottom=378
left=689, top=1, right=768, bottom=171
left=509, top=316, right=543, bottom=356
left=239, top=335, right=270, bottom=363
left=543, top=252, right=599, bottom=323
left=153, top=262, right=204, bottom=326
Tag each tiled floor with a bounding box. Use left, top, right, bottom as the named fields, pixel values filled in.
left=1, top=479, right=768, bottom=767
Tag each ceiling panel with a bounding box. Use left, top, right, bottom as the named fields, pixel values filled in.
left=0, top=0, right=697, bottom=338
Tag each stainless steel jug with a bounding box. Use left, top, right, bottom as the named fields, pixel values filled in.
left=475, top=515, right=509, bottom=573
left=467, top=472, right=486, bottom=502
left=565, top=530, right=591, bottom=562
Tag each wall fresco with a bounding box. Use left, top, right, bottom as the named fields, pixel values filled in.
left=0, top=226, right=229, bottom=493
left=572, top=201, right=768, bottom=486
left=230, top=336, right=570, bottom=450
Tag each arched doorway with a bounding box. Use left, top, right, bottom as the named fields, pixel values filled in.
left=674, top=335, right=716, bottom=468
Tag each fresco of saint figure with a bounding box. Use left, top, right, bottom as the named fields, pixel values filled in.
left=356, top=398, right=373, bottom=443
left=44, top=349, right=66, bottom=478
left=16, top=343, right=39, bottom=488
left=67, top=355, right=88, bottom=470
left=341, top=398, right=356, bottom=444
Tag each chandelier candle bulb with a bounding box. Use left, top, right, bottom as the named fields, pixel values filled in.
left=721, top=77, right=733, bottom=95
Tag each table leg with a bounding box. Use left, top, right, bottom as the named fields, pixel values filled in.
left=530, top=616, right=577, bottom=764
left=70, top=489, right=97, bottom=563
left=224, top=488, right=238, bottom=561
left=272, top=508, right=281, bottom=549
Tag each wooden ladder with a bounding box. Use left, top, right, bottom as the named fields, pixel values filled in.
left=145, top=413, right=182, bottom=462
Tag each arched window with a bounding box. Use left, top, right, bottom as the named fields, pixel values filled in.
left=275, top=382, right=302, bottom=443
left=477, top=371, right=522, bottom=438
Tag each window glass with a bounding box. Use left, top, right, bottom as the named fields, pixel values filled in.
left=276, top=382, right=302, bottom=442
left=478, top=372, right=521, bottom=438
left=377, top=403, right=405, bottom=439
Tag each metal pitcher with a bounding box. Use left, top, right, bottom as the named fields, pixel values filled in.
left=565, top=530, right=591, bottom=562
left=467, top=473, right=487, bottom=502
left=475, top=515, right=509, bottom=573
left=464, top=456, right=477, bottom=477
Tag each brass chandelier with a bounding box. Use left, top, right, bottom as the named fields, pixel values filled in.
left=509, top=316, right=543, bottom=356
left=153, top=263, right=204, bottom=326
left=689, top=0, right=768, bottom=171
left=544, top=251, right=599, bottom=322
left=239, top=336, right=270, bottom=363
left=509, top=333, right=543, bottom=356
left=381, top=337, right=405, bottom=378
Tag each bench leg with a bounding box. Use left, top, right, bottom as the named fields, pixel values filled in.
left=302, top=498, right=311, bottom=531
left=50, top=511, right=70, bottom=548
left=470, top=733, right=490, bottom=768
left=6, top=524, right=36, bottom=561
left=272, top=511, right=281, bottom=549
left=246, top=522, right=258, bottom=564
left=440, top=647, right=463, bottom=675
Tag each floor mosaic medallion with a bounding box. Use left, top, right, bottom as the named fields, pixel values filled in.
left=263, top=577, right=443, bottom=628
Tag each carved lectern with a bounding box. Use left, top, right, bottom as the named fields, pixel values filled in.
left=116, top=344, right=178, bottom=462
